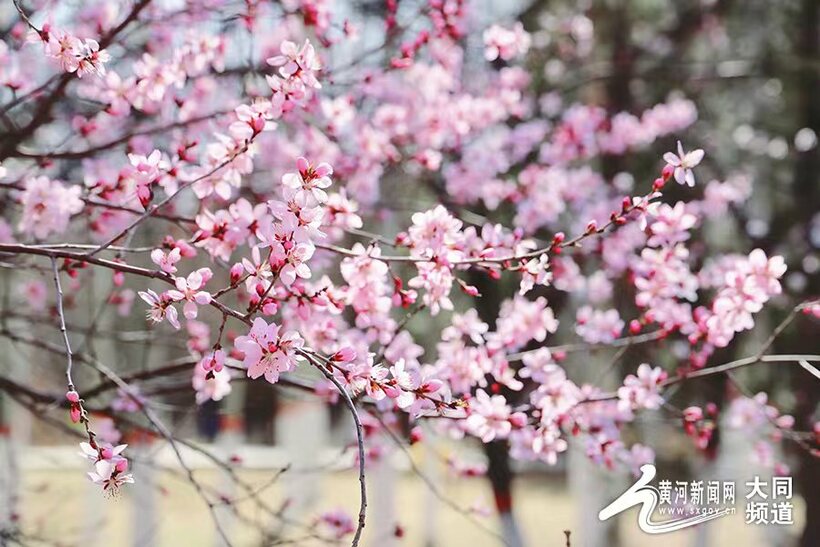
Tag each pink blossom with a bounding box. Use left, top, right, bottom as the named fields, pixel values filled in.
left=282, top=157, right=333, bottom=204
left=200, top=349, right=226, bottom=373
left=345, top=355, right=389, bottom=400
left=258, top=215, right=317, bottom=286
left=18, top=176, right=83, bottom=239
left=519, top=254, right=552, bottom=295
left=617, top=364, right=666, bottom=411
left=483, top=23, right=531, bottom=61
left=111, top=387, right=145, bottom=413
left=87, top=459, right=134, bottom=492
left=663, top=140, right=704, bottom=187
left=622, top=444, right=655, bottom=477
left=79, top=442, right=127, bottom=463
left=150, top=247, right=181, bottom=274
left=383, top=359, right=418, bottom=409
left=167, top=269, right=212, bottom=319
left=75, top=39, right=111, bottom=78
left=129, top=150, right=167, bottom=205
left=234, top=318, right=304, bottom=384
left=317, top=509, right=355, bottom=540
left=324, top=191, right=364, bottom=237
left=488, top=295, right=559, bottom=351
left=230, top=101, right=275, bottom=141
left=21, top=280, right=48, bottom=311
left=703, top=249, right=786, bottom=347
left=647, top=202, right=697, bottom=247
left=138, top=289, right=180, bottom=329
left=530, top=427, right=568, bottom=465
left=266, top=39, right=322, bottom=90
left=575, top=306, right=624, bottom=344
left=93, top=416, right=123, bottom=445
left=408, top=205, right=463, bottom=256
left=193, top=360, right=232, bottom=404
left=465, top=389, right=520, bottom=442
left=408, top=261, right=454, bottom=315
left=726, top=392, right=778, bottom=430
left=331, top=346, right=357, bottom=363
left=44, top=30, right=80, bottom=73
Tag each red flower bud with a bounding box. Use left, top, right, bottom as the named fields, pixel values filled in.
left=409, top=426, right=423, bottom=445
left=230, top=263, right=243, bottom=284
left=461, top=284, right=480, bottom=297
left=114, top=459, right=129, bottom=473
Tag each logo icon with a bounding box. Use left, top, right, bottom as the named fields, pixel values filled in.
left=599, top=464, right=733, bottom=534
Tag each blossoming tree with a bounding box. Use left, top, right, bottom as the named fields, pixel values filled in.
left=0, top=0, right=818, bottom=545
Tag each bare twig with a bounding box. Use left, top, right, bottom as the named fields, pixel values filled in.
left=507, top=329, right=666, bottom=361
left=50, top=256, right=75, bottom=389
left=86, top=357, right=235, bottom=547
left=301, top=351, right=367, bottom=547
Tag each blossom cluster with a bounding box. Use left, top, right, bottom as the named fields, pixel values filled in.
left=17, top=176, right=84, bottom=239
left=67, top=390, right=134, bottom=493
left=28, top=25, right=110, bottom=78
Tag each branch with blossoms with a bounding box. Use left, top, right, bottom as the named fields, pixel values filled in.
left=1, top=1, right=819, bottom=545
left=50, top=254, right=136, bottom=493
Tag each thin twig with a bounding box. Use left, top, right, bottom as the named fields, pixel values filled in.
left=370, top=413, right=510, bottom=545
left=50, top=256, right=75, bottom=389
left=301, top=351, right=367, bottom=547
left=87, top=357, right=235, bottom=547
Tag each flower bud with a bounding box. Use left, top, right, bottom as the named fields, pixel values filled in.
left=461, top=284, right=480, bottom=297
left=653, top=177, right=666, bottom=191
left=250, top=117, right=265, bottom=135
left=394, top=232, right=409, bottom=246
left=509, top=412, right=527, bottom=428
left=409, top=426, right=423, bottom=444
left=230, top=263, right=243, bottom=284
